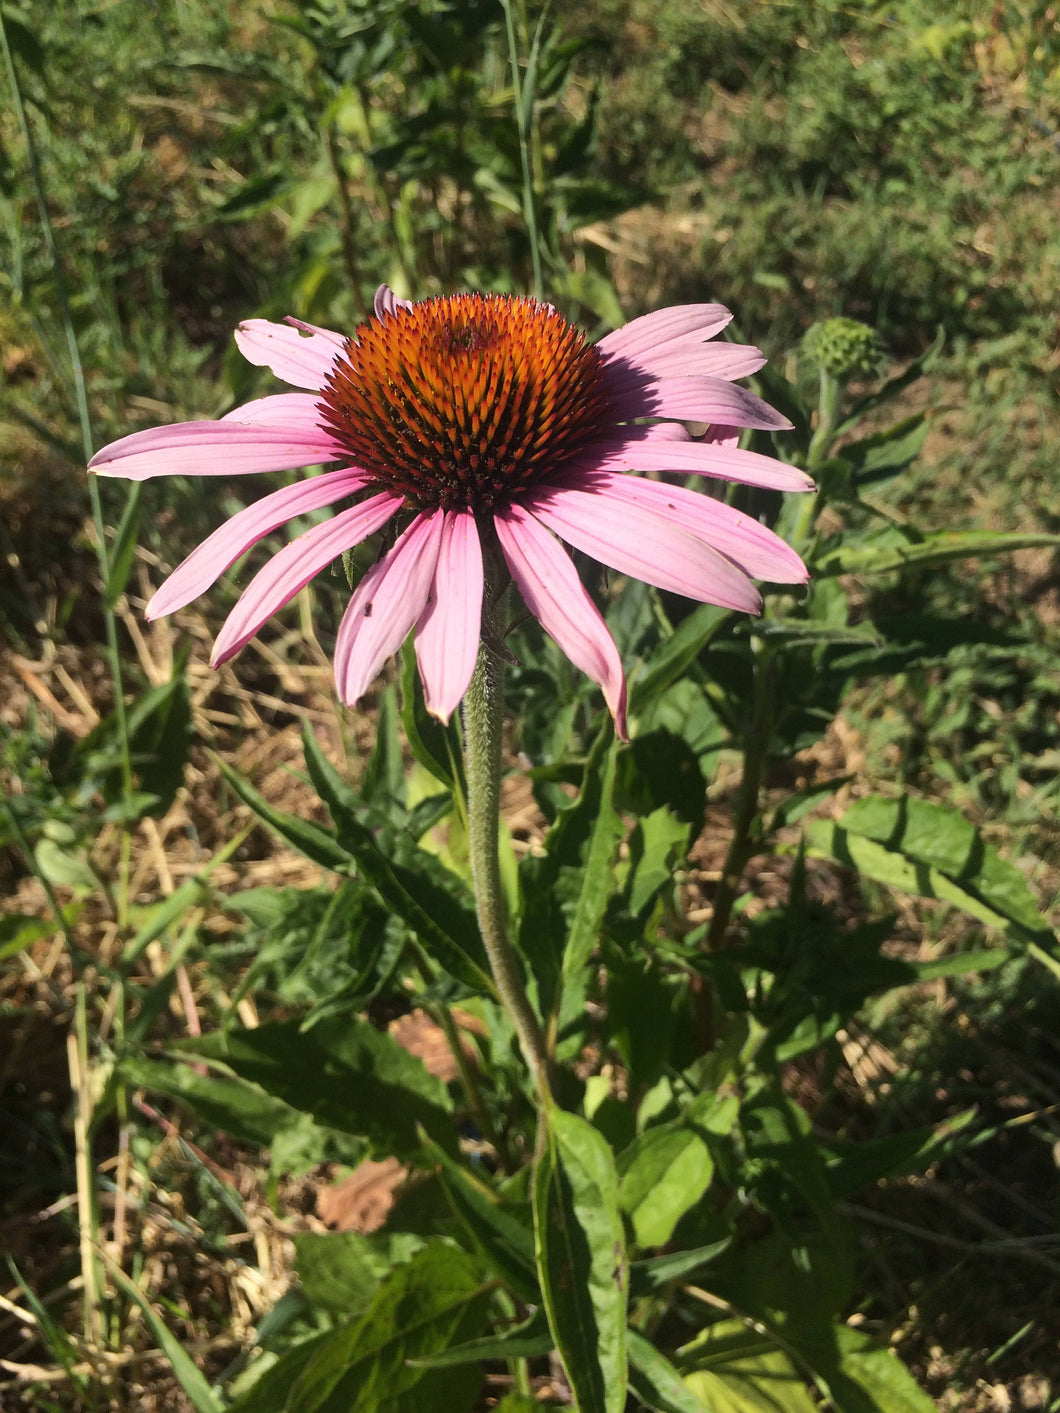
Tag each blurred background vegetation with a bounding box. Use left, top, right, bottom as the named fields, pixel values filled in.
left=1, top=0, right=1058, bottom=1408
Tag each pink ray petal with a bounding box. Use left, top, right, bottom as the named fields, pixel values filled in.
left=221, top=392, right=330, bottom=433
left=284, top=316, right=347, bottom=345
left=579, top=437, right=814, bottom=493
left=374, top=284, right=415, bottom=319
left=414, top=511, right=483, bottom=723
left=596, top=304, right=733, bottom=360
left=555, top=471, right=808, bottom=584
left=334, top=512, right=444, bottom=707
left=88, top=420, right=345, bottom=482
left=210, top=492, right=402, bottom=666
left=602, top=343, right=766, bottom=383
left=234, top=318, right=346, bottom=390
left=524, top=484, right=762, bottom=615
left=495, top=505, right=628, bottom=739
left=147, top=468, right=370, bottom=619
left=608, top=374, right=791, bottom=431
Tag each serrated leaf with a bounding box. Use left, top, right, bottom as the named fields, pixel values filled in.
left=806, top=794, right=1053, bottom=950
left=534, top=1108, right=628, bottom=1413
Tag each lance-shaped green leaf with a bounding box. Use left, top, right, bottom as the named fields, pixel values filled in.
left=421, top=1133, right=538, bottom=1299
left=807, top=793, right=1054, bottom=949
left=630, top=603, right=728, bottom=716
left=104, top=481, right=143, bottom=608
left=401, top=638, right=465, bottom=794
left=300, top=724, right=492, bottom=990
left=215, top=755, right=353, bottom=872
left=561, top=731, right=623, bottom=983
left=407, top=1307, right=552, bottom=1367
left=284, top=1243, right=491, bottom=1413
left=681, top=1321, right=819, bottom=1413
left=533, top=1108, right=628, bottom=1413
left=180, top=1015, right=453, bottom=1159
left=628, top=1329, right=710, bottom=1413
left=814, top=527, right=1060, bottom=578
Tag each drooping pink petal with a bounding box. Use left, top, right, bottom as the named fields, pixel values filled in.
left=414, top=511, right=484, bottom=723
left=234, top=318, right=346, bottom=390
left=88, top=420, right=344, bottom=481
left=555, top=471, right=808, bottom=584
left=495, top=505, right=627, bottom=739
left=221, top=393, right=330, bottom=433
left=374, top=284, right=415, bottom=320
left=210, top=492, right=402, bottom=666
left=334, top=513, right=444, bottom=707
left=525, top=485, right=762, bottom=615
left=596, top=304, right=733, bottom=360
left=601, top=342, right=766, bottom=383
left=577, top=436, right=815, bottom=493
left=606, top=374, right=791, bottom=431
left=147, top=468, right=370, bottom=619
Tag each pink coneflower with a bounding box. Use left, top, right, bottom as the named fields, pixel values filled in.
left=90, top=286, right=810, bottom=738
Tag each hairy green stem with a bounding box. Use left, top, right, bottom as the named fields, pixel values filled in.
left=463, top=561, right=552, bottom=1107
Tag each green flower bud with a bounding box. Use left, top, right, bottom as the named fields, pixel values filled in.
left=802, top=318, right=886, bottom=382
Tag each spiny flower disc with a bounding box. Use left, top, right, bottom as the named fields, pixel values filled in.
left=316, top=292, right=613, bottom=511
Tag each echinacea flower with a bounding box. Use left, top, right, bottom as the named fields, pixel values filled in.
left=90, top=285, right=811, bottom=739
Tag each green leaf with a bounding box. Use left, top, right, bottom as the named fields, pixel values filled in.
left=805, top=1324, right=934, bottom=1413
left=681, top=1322, right=818, bottom=1413
left=0, top=912, right=53, bottom=960
left=627, top=806, right=691, bottom=917
left=294, top=1230, right=425, bottom=1315
left=533, top=1108, right=628, bottom=1413
left=215, top=756, right=353, bottom=872
left=104, top=481, right=143, bottom=608
left=122, top=828, right=247, bottom=965
left=183, top=1015, right=453, bottom=1160
left=492, top=1397, right=541, bottom=1413
left=628, top=1330, right=710, bottom=1413
left=815, top=527, right=1060, bottom=578
left=362, top=684, right=406, bottom=810
left=407, top=1306, right=552, bottom=1367
left=629, top=1240, right=732, bottom=1297
left=106, top=1263, right=224, bottom=1413
left=401, top=639, right=464, bottom=794
left=807, top=793, right=1054, bottom=949
left=300, top=725, right=491, bottom=991
left=33, top=837, right=97, bottom=893
left=423, top=1134, right=538, bottom=1299
left=117, top=1055, right=307, bottom=1149
left=284, top=1243, right=490, bottom=1413
left=561, top=732, right=623, bottom=982
left=619, top=1124, right=714, bottom=1249
left=630, top=603, right=727, bottom=717
left=825, top=1111, right=978, bottom=1198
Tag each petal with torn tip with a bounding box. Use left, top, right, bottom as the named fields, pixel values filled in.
left=234, top=318, right=346, bottom=390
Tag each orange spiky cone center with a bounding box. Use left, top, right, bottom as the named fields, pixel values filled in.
left=316, top=293, right=612, bottom=511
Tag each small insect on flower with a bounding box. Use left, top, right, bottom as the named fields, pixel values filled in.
left=90, top=286, right=811, bottom=738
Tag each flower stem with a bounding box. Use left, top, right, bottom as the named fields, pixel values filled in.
left=463, top=559, right=552, bottom=1108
